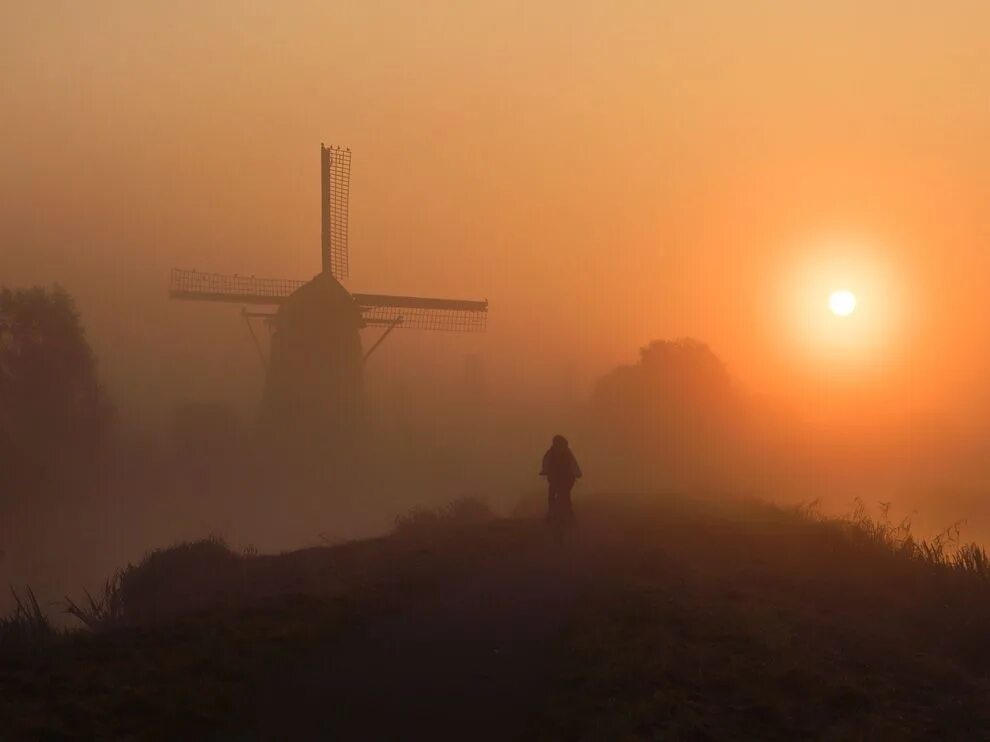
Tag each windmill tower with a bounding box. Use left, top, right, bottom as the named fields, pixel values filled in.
left=169, top=144, right=488, bottom=444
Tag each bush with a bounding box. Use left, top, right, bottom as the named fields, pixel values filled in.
left=77, top=536, right=243, bottom=626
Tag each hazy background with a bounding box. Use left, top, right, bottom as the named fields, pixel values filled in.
left=4, top=1, right=990, bottom=605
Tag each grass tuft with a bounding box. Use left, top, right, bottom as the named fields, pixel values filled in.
left=0, top=586, right=56, bottom=649
left=63, top=572, right=125, bottom=630
left=393, top=496, right=494, bottom=534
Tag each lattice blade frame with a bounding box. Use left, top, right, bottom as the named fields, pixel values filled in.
left=355, top=293, right=488, bottom=332
left=169, top=269, right=303, bottom=304
left=322, top=144, right=351, bottom=279
left=169, top=270, right=489, bottom=332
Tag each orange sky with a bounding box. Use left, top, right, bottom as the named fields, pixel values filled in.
left=3, top=1, right=990, bottom=425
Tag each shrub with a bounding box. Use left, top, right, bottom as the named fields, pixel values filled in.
left=103, top=536, right=241, bottom=625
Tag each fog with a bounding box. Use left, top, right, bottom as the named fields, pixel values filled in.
left=4, top=1, right=990, bottom=613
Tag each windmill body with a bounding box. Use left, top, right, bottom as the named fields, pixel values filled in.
left=260, top=271, right=364, bottom=442
left=170, top=145, right=488, bottom=444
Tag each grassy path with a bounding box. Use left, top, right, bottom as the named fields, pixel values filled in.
left=244, top=530, right=597, bottom=739
left=8, top=494, right=990, bottom=739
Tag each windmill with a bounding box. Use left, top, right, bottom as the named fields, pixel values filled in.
left=169, top=144, right=488, bottom=443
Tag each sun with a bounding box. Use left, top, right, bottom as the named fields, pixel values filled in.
left=829, top=289, right=857, bottom=316
left=780, top=243, right=906, bottom=373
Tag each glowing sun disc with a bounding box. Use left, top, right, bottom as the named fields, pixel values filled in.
left=829, top=289, right=857, bottom=316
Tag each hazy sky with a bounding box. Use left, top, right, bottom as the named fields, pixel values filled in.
left=3, top=1, right=990, bottom=424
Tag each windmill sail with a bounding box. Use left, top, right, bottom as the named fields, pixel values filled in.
left=354, top=293, right=488, bottom=332
left=169, top=270, right=487, bottom=331
left=322, top=144, right=351, bottom=280
left=169, top=269, right=304, bottom=304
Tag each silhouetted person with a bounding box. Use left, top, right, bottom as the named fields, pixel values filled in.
left=539, top=434, right=582, bottom=525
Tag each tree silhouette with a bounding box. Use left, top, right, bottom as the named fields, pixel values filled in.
left=0, top=285, right=110, bottom=489
left=589, top=338, right=740, bottom=490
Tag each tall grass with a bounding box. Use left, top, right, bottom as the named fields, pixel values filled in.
left=865, top=498, right=988, bottom=577
left=0, top=586, right=56, bottom=649
left=801, top=496, right=990, bottom=583
left=63, top=572, right=124, bottom=630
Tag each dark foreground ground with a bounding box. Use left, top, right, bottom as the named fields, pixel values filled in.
left=4, top=493, right=990, bottom=740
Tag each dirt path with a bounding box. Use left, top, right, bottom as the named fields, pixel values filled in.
left=245, top=529, right=596, bottom=740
